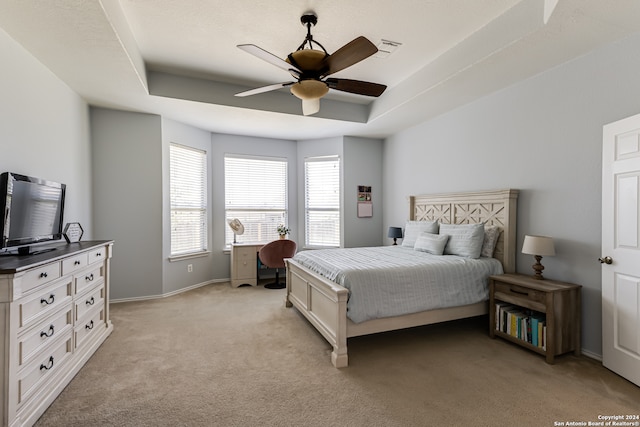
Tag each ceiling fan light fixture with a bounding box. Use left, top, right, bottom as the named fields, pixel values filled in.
left=237, top=12, right=386, bottom=116
left=286, top=49, right=326, bottom=72
left=290, top=79, right=329, bottom=101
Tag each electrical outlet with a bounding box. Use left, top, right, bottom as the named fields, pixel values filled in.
left=187, top=264, right=193, bottom=273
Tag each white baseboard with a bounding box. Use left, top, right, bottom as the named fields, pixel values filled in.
left=581, top=348, right=602, bottom=362
left=110, top=278, right=229, bottom=304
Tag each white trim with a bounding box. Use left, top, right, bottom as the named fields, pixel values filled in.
left=168, top=250, right=211, bottom=262
left=581, top=348, right=602, bottom=362
left=110, top=279, right=228, bottom=303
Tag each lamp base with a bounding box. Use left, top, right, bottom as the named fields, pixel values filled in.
left=392, top=238, right=398, bottom=245
left=531, top=255, right=545, bottom=280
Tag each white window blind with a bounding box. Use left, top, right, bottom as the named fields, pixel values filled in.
left=224, top=155, right=287, bottom=245
left=305, top=156, right=340, bottom=247
left=170, top=144, right=208, bottom=256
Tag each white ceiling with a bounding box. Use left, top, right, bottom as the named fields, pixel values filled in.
left=1, top=0, right=639, bottom=140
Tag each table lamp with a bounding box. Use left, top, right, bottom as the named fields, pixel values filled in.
left=388, top=227, right=403, bottom=245
left=521, top=235, right=555, bottom=280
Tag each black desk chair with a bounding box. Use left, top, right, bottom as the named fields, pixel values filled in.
left=258, top=239, right=297, bottom=289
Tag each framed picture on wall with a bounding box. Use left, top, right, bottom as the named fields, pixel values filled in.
left=357, top=185, right=372, bottom=217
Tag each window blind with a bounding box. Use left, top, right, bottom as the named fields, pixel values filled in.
left=170, top=144, right=208, bottom=256
left=224, top=155, right=288, bottom=245
left=305, top=156, right=340, bottom=247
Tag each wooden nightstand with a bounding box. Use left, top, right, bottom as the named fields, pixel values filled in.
left=489, top=273, right=581, bottom=363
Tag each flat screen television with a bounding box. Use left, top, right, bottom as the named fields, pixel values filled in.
left=0, top=172, right=66, bottom=255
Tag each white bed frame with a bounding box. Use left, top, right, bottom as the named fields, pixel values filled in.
left=285, top=189, right=519, bottom=367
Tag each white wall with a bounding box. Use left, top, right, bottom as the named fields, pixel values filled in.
left=0, top=27, right=92, bottom=238
left=382, top=33, right=640, bottom=358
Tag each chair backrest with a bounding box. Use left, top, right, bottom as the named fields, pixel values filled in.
left=258, top=239, right=297, bottom=269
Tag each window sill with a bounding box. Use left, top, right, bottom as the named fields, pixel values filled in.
left=168, top=251, right=210, bottom=262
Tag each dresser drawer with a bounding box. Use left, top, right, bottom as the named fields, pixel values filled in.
left=61, top=253, right=88, bottom=275
left=73, top=264, right=104, bottom=295
left=88, top=247, right=107, bottom=265
left=21, top=262, right=61, bottom=294
left=74, top=284, right=105, bottom=322
left=18, top=306, right=73, bottom=367
left=75, top=307, right=105, bottom=350
left=494, top=281, right=547, bottom=306
left=234, top=247, right=257, bottom=279
left=17, top=333, right=73, bottom=405
left=19, top=278, right=73, bottom=331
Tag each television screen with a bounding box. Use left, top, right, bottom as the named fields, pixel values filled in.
left=1, top=172, right=66, bottom=254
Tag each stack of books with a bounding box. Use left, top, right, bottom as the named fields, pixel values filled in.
left=495, top=302, right=546, bottom=350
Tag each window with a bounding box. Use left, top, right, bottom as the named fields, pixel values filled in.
left=224, top=155, right=288, bottom=245
left=170, top=143, right=208, bottom=256
left=305, top=156, right=340, bottom=247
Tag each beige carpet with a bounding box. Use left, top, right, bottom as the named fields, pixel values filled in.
left=35, top=283, right=640, bottom=427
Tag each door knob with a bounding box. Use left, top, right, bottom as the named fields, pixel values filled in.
left=599, top=256, right=613, bottom=264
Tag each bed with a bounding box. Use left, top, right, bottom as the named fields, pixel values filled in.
left=284, top=189, right=519, bottom=367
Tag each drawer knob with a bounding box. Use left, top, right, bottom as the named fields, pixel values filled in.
left=40, top=325, right=55, bottom=338
left=85, top=273, right=94, bottom=282
left=40, top=272, right=48, bottom=278
left=96, top=252, right=102, bottom=257
left=86, top=297, right=95, bottom=306
left=40, top=295, right=55, bottom=305
left=40, top=356, right=54, bottom=371
left=74, top=260, right=81, bottom=265
left=85, top=320, right=94, bottom=330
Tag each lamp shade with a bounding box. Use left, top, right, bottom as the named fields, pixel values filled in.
left=522, top=235, right=555, bottom=256
left=387, top=227, right=403, bottom=239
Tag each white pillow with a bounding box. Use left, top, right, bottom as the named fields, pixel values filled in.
left=439, top=223, right=485, bottom=259
left=481, top=225, right=501, bottom=258
left=401, top=220, right=439, bottom=248
left=414, top=232, right=449, bottom=255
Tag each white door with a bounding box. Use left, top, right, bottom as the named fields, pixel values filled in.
left=602, top=113, right=640, bottom=387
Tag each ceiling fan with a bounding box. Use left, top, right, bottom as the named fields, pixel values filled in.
left=235, top=12, right=387, bottom=116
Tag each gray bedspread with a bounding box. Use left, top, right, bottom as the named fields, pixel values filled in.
left=292, top=246, right=503, bottom=323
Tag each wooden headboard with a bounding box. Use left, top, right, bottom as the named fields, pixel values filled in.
left=409, top=189, right=519, bottom=273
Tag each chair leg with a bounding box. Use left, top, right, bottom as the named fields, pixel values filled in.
left=264, top=268, right=286, bottom=289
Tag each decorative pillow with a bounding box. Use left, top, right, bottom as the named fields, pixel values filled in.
left=401, top=220, right=439, bottom=248
left=481, top=225, right=502, bottom=258
left=439, top=223, right=485, bottom=259
left=414, top=232, right=449, bottom=255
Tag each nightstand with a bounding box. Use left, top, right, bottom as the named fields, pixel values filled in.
left=489, top=273, right=581, bottom=363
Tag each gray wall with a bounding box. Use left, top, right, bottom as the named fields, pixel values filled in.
left=297, top=136, right=384, bottom=249
left=343, top=136, right=384, bottom=247
left=296, top=137, right=343, bottom=248
left=161, top=118, right=216, bottom=295
left=210, top=132, right=298, bottom=278
left=382, top=33, right=640, bottom=358
left=90, top=108, right=163, bottom=300
left=0, top=27, right=92, bottom=238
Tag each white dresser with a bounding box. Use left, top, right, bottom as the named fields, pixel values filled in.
left=0, top=241, right=114, bottom=427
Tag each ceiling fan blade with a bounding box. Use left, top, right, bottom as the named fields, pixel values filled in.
left=321, top=36, right=378, bottom=77
left=325, top=78, right=387, bottom=97
left=235, top=82, right=294, bottom=97
left=301, top=98, right=320, bottom=116
left=237, top=44, right=300, bottom=73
